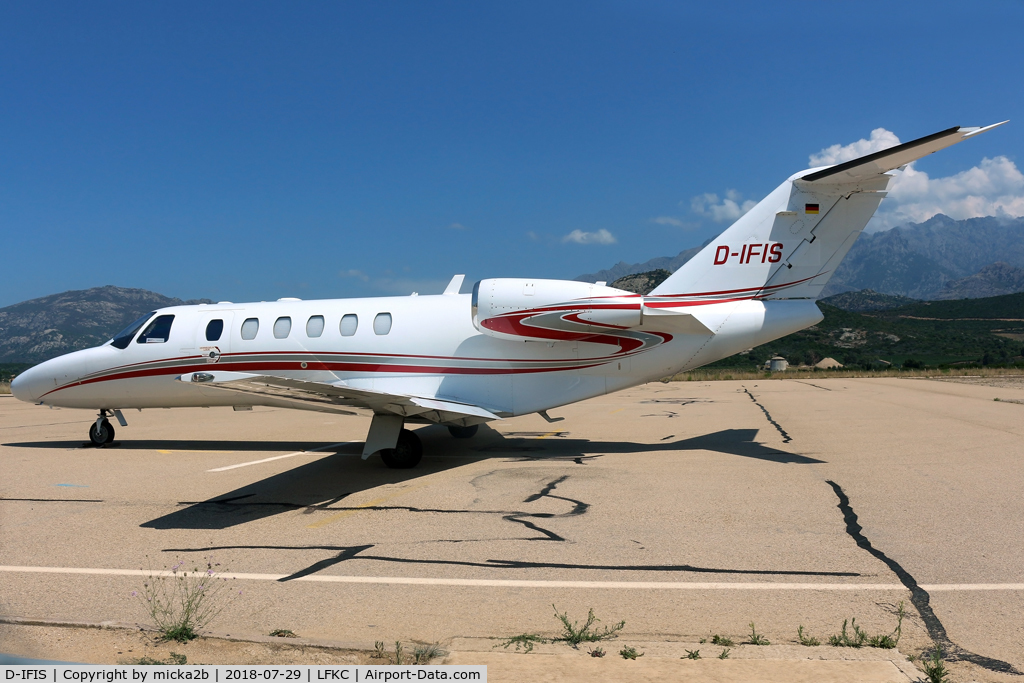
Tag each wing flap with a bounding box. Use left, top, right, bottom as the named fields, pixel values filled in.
left=177, top=372, right=500, bottom=426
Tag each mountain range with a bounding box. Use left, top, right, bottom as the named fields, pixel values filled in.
left=577, top=215, right=1024, bottom=300
left=0, top=286, right=212, bottom=365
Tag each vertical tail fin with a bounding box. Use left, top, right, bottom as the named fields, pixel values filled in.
left=647, top=122, right=1007, bottom=303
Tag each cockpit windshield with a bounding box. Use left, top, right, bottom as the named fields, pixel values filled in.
left=109, top=312, right=155, bottom=349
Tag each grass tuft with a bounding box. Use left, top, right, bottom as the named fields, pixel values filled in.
left=412, top=643, right=447, bottom=664
left=588, top=646, right=605, bottom=658
left=746, top=622, right=770, bottom=645
left=710, top=634, right=734, bottom=647
left=269, top=629, right=297, bottom=638
left=797, top=625, right=820, bottom=646
left=922, top=646, right=949, bottom=683
left=619, top=646, right=643, bottom=660
left=551, top=605, right=625, bottom=648
left=495, top=633, right=546, bottom=653
left=828, top=618, right=868, bottom=647
left=684, top=649, right=701, bottom=660
left=718, top=648, right=731, bottom=659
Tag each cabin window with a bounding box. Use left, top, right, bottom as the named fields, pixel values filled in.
left=306, top=315, right=325, bottom=338
left=340, top=314, right=358, bottom=337
left=274, top=316, right=292, bottom=339
left=111, top=312, right=154, bottom=349
left=241, top=318, right=259, bottom=340
left=373, top=312, right=392, bottom=335
left=205, top=319, right=224, bottom=341
left=136, top=315, right=175, bottom=344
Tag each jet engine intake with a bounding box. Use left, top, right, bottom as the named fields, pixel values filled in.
left=471, top=278, right=641, bottom=342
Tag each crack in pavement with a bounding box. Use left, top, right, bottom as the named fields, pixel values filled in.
left=742, top=387, right=792, bottom=443
left=163, top=543, right=860, bottom=580
left=827, top=480, right=1021, bottom=675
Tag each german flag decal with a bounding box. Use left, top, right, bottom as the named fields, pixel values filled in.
left=805, top=203, right=819, bottom=214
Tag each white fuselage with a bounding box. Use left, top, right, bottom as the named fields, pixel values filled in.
left=11, top=292, right=823, bottom=416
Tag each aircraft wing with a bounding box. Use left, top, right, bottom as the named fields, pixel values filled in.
left=176, top=371, right=500, bottom=427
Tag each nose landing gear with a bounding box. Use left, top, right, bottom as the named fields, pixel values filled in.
left=88, top=409, right=123, bottom=446
left=89, top=416, right=115, bottom=446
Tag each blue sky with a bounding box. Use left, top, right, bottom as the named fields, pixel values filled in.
left=2, top=1, right=1022, bottom=307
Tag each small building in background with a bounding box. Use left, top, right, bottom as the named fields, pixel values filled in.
left=766, top=356, right=788, bottom=372
left=815, top=357, right=844, bottom=370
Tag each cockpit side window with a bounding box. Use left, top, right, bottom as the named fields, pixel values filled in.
left=110, top=312, right=155, bottom=349
left=136, top=315, right=175, bottom=344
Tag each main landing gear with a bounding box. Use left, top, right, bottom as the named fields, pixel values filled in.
left=447, top=424, right=479, bottom=439
left=380, top=429, right=423, bottom=469
left=89, top=410, right=115, bottom=446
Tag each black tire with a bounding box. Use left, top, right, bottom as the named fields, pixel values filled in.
left=447, top=424, right=479, bottom=439
left=89, top=419, right=114, bottom=446
left=380, top=428, right=423, bottom=469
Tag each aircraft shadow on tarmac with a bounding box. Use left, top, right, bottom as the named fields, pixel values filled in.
left=128, top=425, right=821, bottom=530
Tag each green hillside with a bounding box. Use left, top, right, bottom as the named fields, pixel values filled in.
left=707, top=292, right=1024, bottom=370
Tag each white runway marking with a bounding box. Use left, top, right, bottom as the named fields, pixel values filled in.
left=2, top=566, right=1023, bottom=592
left=206, top=442, right=355, bottom=472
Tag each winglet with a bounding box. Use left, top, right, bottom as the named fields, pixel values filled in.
left=443, top=274, right=466, bottom=295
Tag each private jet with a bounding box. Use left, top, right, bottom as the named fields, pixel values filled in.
left=11, top=122, right=1006, bottom=467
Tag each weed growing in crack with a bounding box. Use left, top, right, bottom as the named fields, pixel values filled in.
left=588, top=647, right=605, bottom=658
left=828, top=618, right=868, bottom=647
left=551, top=605, right=624, bottom=647
left=132, top=557, right=237, bottom=642
left=373, top=641, right=387, bottom=659
left=120, top=653, right=187, bottom=666
left=412, top=643, right=447, bottom=664
left=389, top=641, right=405, bottom=665
left=828, top=603, right=905, bottom=649
left=868, top=601, right=905, bottom=649
left=718, top=648, right=731, bottom=659
left=269, top=629, right=297, bottom=638
left=922, top=646, right=949, bottom=683
left=746, top=622, right=770, bottom=645
left=495, top=634, right=546, bottom=653
left=619, top=646, right=643, bottom=660
left=710, top=634, right=734, bottom=647
left=684, top=649, right=701, bottom=660
left=797, top=625, right=820, bottom=646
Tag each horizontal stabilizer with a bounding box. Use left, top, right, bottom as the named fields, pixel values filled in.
left=176, top=372, right=499, bottom=426
left=801, top=122, right=1007, bottom=184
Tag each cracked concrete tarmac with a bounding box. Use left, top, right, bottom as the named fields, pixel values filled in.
left=1, top=377, right=1023, bottom=681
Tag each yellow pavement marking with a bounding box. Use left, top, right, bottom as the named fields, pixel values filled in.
left=609, top=408, right=625, bottom=414
left=305, top=482, right=430, bottom=529
left=536, top=431, right=562, bottom=439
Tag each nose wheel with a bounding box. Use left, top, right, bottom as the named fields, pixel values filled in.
left=89, top=418, right=115, bottom=446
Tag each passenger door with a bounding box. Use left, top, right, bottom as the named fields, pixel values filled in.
left=195, top=312, right=234, bottom=364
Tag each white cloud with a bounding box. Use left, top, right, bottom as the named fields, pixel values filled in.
left=690, top=189, right=756, bottom=223
left=809, top=128, right=901, bottom=166
left=870, top=155, right=1024, bottom=231
left=339, top=269, right=369, bottom=282
left=652, top=216, right=685, bottom=227
left=447, top=222, right=468, bottom=230
left=562, top=228, right=617, bottom=245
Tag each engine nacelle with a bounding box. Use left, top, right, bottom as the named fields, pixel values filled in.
left=472, top=278, right=642, bottom=342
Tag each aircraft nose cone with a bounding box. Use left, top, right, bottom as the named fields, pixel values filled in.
left=10, top=366, right=45, bottom=403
